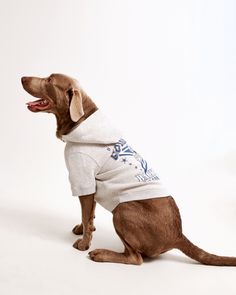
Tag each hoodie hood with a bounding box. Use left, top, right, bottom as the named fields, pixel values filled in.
left=62, top=109, right=122, bottom=144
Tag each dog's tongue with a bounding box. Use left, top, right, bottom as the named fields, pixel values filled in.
left=26, top=98, right=50, bottom=112
left=26, top=99, right=43, bottom=106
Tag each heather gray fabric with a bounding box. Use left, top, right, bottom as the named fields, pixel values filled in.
left=63, top=110, right=169, bottom=212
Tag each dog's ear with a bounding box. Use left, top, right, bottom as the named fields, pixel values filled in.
left=68, top=89, right=84, bottom=122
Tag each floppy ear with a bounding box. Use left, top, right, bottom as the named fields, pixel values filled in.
left=68, top=89, right=84, bottom=122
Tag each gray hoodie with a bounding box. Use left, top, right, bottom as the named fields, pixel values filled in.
left=62, top=110, right=169, bottom=212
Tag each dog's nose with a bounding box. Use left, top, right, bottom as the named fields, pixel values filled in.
left=21, top=76, right=28, bottom=85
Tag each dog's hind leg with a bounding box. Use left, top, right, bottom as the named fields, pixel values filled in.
left=89, top=243, right=143, bottom=265
left=89, top=203, right=143, bottom=265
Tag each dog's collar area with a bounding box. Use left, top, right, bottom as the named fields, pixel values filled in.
left=61, top=109, right=122, bottom=144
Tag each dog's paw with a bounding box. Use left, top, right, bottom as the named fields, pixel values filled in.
left=72, top=224, right=83, bottom=235
left=73, top=239, right=90, bottom=251
left=88, top=249, right=106, bottom=262
left=72, top=224, right=96, bottom=235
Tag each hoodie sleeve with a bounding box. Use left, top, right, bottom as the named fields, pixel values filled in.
left=65, top=152, right=99, bottom=197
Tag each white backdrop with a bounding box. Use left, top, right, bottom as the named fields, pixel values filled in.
left=0, top=1, right=236, bottom=294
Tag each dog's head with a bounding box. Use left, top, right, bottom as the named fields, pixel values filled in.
left=21, top=73, right=84, bottom=122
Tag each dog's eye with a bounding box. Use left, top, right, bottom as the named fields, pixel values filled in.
left=47, top=76, right=52, bottom=83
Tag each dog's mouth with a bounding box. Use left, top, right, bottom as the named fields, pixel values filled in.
left=26, top=98, right=51, bottom=112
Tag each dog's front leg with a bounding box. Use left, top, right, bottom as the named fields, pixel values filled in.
left=73, top=194, right=96, bottom=251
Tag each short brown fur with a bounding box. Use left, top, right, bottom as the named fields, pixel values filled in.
left=22, top=73, right=236, bottom=266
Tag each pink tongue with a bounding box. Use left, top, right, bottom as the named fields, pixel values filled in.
left=26, top=99, right=42, bottom=106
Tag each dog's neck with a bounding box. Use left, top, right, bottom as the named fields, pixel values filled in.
left=55, top=92, right=98, bottom=139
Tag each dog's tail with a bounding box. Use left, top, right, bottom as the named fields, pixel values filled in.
left=176, top=234, right=236, bottom=266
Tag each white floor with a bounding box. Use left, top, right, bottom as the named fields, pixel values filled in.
left=1, top=190, right=236, bottom=295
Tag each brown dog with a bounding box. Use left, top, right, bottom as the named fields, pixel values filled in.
left=21, top=73, right=236, bottom=265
